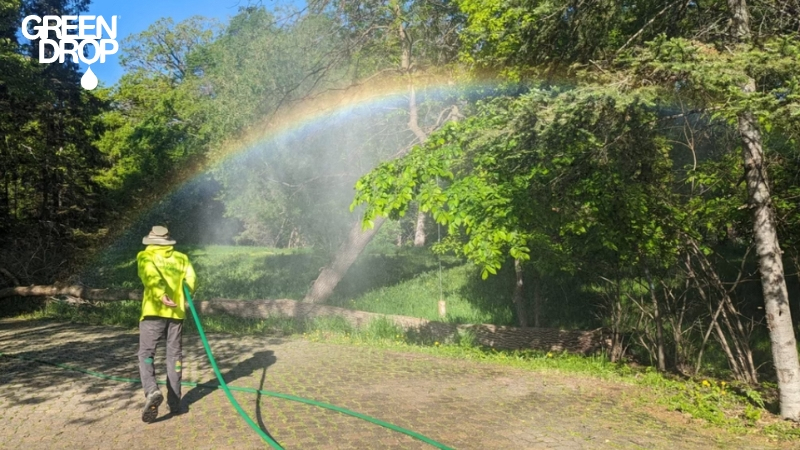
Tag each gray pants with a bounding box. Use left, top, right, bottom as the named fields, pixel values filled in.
left=138, top=318, right=183, bottom=404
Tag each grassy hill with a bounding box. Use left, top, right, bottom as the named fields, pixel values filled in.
left=80, top=244, right=595, bottom=327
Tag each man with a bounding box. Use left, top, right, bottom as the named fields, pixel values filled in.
left=137, top=225, right=196, bottom=423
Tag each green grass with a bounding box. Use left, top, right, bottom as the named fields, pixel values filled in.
left=81, top=244, right=523, bottom=325
left=79, top=244, right=595, bottom=327
left=28, top=300, right=142, bottom=329
left=329, top=264, right=515, bottom=324
left=85, top=244, right=450, bottom=300
left=84, top=245, right=321, bottom=299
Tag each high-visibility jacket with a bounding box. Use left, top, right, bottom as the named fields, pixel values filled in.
left=137, top=245, right=196, bottom=321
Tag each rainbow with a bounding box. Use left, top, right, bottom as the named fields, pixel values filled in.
left=96, top=72, right=506, bottom=255
left=208, top=72, right=500, bottom=171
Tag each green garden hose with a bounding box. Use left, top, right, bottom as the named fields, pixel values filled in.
left=0, top=285, right=454, bottom=450
left=182, top=283, right=284, bottom=449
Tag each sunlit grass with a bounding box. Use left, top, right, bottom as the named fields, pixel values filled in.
left=330, top=264, right=515, bottom=324
left=80, top=244, right=525, bottom=325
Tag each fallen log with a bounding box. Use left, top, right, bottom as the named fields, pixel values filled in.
left=0, top=284, right=141, bottom=301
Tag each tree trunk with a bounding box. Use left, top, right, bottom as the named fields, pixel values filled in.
left=689, top=239, right=758, bottom=382
left=413, top=210, right=426, bottom=247
left=644, top=267, right=666, bottom=372
left=714, top=318, right=746, bottom=380
left=303, top=217, right=386, bottom=303
left=727, top=0, right=800, bottom=419
left=609, top=274, right=625, bottom=362
left=303, top=8, right=431, bottom=303
left=512, top=259, right=528, bottom=327
left=661, top=277, right=689, bottom=374
left=719, top=297, right=758, bottom=383
left=408, top=81, right=427, bottom=247
left=399, top=13, right=429, bottom=248
left=740, top=104, right=799, bottom=409
left=532, top=269, right=542, bottom=328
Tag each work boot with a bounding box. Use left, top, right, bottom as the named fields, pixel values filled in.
left=167, top=397, right=184, bottom=415
left=142, top=390, right=163, bottom=423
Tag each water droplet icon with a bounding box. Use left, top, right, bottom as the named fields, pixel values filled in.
left=81, top=67, right=98, bottom=90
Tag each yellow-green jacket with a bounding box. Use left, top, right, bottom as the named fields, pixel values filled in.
left=137, top=245, right=196, bottom=321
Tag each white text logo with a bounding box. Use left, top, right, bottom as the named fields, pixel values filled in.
left=21, top=15, right=119, bottom=90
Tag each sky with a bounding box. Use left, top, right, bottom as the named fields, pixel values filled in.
left=79, top=0, right=246, bottom=86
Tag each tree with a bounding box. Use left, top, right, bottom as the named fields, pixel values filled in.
left=627, top=26, right=800, bottom=418
left=457, top=0, right=800, bottom=418
left=119, top=16, right=219, bottom=84
left=2, top=0, right=105, bottom=227
left=352, top=86, right=682, bottom=330
left=303, top=0, right=465, bottom=303
left=103, top=4, right=467, bottom=302
left=725, top=0, right=800, bottom=419
left=94, top=15, right=219, bottom=222
left=1, top=0, right=107, bottom=283
left=351, top=0, right=800, bottom=414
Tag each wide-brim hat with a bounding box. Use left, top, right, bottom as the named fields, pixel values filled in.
left=143, top=225, right=176, bottom=245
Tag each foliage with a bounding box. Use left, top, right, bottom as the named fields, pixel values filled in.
left=318, top=0, right=465, bottom=74
left=457, top=0, right=800, bottom=75
left=0, top=0, right=109, bottom=284
left=211, top=97, right=413, bottom=249
left=93, top=16, right=219, bottom=216
left=119, top=16, right=220, bottom=84
left=351, top=0, right=800, bottom=388
left=354, top=84, right=687, bottom=278
left=197, top=10, right=350, bottom=143
left=1, top=0, right=106, bottom=232
left=93, top=4, right=463, bottom=251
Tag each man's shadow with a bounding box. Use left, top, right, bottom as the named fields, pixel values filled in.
left=171, top=350, right=278, bottom=441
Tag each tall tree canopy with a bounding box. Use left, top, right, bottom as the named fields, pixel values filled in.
left=353, top=0, right=800, bottom=417
left=1, top=0, right=107, bottom=282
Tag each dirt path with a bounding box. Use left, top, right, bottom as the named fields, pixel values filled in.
left=0, top=319, right=784, bottom=449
